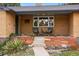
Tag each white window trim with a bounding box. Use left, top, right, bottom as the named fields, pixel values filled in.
left=33, top=16, right=55, bottom=27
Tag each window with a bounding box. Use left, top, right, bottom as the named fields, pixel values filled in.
left=34, top=20, right=38, bottom=26
left=39, top=17, right=48, bottom=26
left=33, top=16, right=54, bottom=27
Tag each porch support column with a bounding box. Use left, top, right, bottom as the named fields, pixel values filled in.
left=70, top=12, right=79, bottom=37
left=15, top=15, right=19, bottom=35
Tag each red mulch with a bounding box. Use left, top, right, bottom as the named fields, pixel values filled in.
left=44, top=36, right=79, bottom=49
left=17, top=36, right=33, bottom=45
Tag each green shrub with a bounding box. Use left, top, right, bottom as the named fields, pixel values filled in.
left=0, top=36, right=29, bottom=55
left=0, top=42, right=4, bottom=49
left=0, top=39, right=9, bottom=55
left=2, top=38, right=24, bottom=54
left=0, top=39, right=8, bottom=49
left=4, top=39, right=23, bottom=49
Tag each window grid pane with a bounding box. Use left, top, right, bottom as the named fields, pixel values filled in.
left=33, top=16, right=54, bottom=27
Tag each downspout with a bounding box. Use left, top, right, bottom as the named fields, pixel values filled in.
left=15, top=15, right=19, bottom=36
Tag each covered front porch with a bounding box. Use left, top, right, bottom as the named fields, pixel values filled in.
left=15, top=11, right=77, bottom=37
left=1, top=5, right=79, bottom=39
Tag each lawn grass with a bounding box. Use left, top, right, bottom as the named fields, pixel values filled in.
left=47, top=50, right=79, bottom=56
left=60, top=50, right=79, bottom=56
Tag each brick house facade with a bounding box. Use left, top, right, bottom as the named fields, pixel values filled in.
left=0, top=5, right=79, bottom=40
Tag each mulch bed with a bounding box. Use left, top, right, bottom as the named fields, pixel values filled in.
left=44, top=36, right=79, bottom=49
left=17, top=36, right=34, bottom=45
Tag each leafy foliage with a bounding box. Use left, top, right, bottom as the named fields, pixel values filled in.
left=1, top=38, right=24, bottom=54
left=0, top=39, right=9, bottom=49
left=3, top=39, right=23, bottom=49
left=0, top=34, right=34, bottom=55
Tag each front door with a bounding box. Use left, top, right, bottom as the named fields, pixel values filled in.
left=33, top=16, right=54, bottom=36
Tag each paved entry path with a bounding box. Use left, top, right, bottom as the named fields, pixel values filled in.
left=33, top=36, right=49, bottom=56
left=33, top=47, right=49, bottom=56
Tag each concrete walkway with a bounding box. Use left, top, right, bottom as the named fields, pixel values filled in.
left=33, top=47, right=49, bottom=56
left=32, top=36, right=49, bottom=56
left=33, top=37, right=45, bottom=46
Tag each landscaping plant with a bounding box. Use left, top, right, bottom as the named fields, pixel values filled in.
left=2, top=38, right=25, bottom=54
left=0, top=39, right=9, bottom=55
left=0, top=34, right=34, bottom=56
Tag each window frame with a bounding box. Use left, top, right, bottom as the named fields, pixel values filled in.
left=33, top=16, right=55, bottom=28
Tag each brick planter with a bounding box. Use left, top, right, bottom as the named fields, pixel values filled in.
left=17, top=36, right=34, bottom=45
left=68, top=37, right=78, bottom=49
left=44, top=36, right=79, bottom=49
